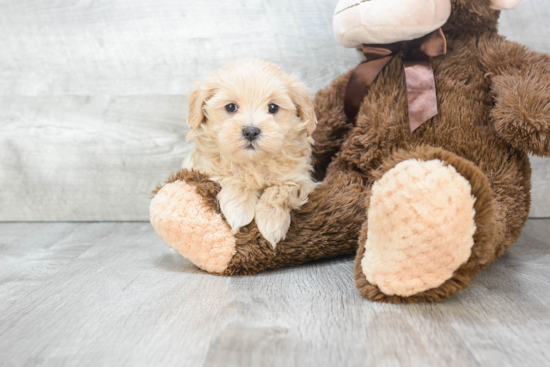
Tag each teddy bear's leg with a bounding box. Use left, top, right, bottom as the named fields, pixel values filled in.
left=222, top=162, right=368, bottom=275
left=151, top=164, right=369, bottom=275
left=355, top=147, right=500, bottom=303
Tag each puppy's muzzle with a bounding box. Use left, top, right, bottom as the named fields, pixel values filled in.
left=242, top=126, right=261, bottom=142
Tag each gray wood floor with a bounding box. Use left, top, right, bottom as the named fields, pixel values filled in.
left=1, top=220, right=549, bottom=367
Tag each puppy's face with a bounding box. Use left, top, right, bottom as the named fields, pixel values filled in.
left=188, top=59, right=316, bottom=163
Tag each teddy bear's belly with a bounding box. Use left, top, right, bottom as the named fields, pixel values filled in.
left=336, top=52, right=532, bottom=252
left=348, top=48, right=505, bottom=174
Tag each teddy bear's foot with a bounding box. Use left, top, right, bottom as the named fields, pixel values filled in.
left=150, top=170, right=236, bottom=274
left=362, top=159, right=476, bottom=297
left=355, top=147, right=497, bottom=303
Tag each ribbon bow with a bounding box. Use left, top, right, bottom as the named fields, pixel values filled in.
left=344, top=28, right=447, bottom=132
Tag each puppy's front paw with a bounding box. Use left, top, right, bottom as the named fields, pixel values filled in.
left=255, top=198, right=291, bottom=249
left=218, top=186, right=258, bottom=234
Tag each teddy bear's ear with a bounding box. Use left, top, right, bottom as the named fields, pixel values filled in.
left=490, top=0, right=523, bottom=10
left=187, top=85, right=209, bottom=131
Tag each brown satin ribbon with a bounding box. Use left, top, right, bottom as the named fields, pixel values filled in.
left=344, top=28, right=447, bottom=132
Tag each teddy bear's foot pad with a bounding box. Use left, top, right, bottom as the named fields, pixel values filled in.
left=150, top=180, right=236, bottom=274
left=362, top=159, right=477, bottom=297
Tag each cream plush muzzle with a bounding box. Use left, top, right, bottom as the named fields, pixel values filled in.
left=490, top=0, right=522, bottom=10
left=334, top=0, right=524, bottom=47
left=334, top=0, right=452, bottom=47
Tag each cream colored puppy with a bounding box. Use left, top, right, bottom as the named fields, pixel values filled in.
left=183, top=58, right=317, bottom=247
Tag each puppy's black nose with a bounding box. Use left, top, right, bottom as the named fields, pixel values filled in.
left=242, top=126, right=261, bottom=141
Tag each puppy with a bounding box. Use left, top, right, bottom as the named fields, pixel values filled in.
left=183, top=58, right=318, bottom=247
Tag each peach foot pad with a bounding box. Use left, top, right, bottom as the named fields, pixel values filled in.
left=150, top=180, right=236, bottom=274
left=362, top=159, right=477, bottom=297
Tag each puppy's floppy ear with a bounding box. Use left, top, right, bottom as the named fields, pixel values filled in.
left=287, top=76, right=317, bottom=136
left=187, top=85, right=209, bottom=130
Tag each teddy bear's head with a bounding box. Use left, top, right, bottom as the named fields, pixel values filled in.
left=334, top=0, right=523, bottom=47
left=443, top=0, right=521, bottom=35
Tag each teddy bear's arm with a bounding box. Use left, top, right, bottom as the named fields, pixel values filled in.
left=479, top=34, right=550, bottom=157
left=311, top=70, right=355, bottom=179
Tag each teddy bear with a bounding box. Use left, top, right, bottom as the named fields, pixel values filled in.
left=150, top=0, right=550, bottom=303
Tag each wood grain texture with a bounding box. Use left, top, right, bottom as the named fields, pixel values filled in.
left=0, top=0, right=548, bottom=220
left=1, top=96, right=191, bottom=220
left=0, top=220, right=549, bottom=366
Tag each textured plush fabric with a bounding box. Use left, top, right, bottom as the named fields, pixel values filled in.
left=355, top=147, right=497, bottom=303
left=362, top=159, right=477, bottom=297
left=151, top=173, right=236, bottom=274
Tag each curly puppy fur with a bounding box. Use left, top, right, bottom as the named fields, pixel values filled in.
left=184, top=58, right=318, bottom=247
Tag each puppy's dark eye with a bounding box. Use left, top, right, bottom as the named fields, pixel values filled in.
left=225, top=103, right=238, bottom=113
left=268, top=103, right=279, bottom=114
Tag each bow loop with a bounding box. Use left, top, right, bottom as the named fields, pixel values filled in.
left=362, top=43, right=401, bottom=61
left=418, top=28, right=447, bottom=58
left=344, top=28, right=447, bottom=132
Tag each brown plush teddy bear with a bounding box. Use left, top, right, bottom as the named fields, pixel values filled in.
left=150, top=0, right=550, bottom=303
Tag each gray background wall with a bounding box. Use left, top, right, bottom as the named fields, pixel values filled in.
left=0, top=0, right=548, bottom=221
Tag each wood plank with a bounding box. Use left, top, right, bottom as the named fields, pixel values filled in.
left=0, top=220, right=549, bottom=366
left=0, top=0, right=363, bottom=96
left=500, top=0, right=550, bottom=53
left=0, top=96, right=191, bottom=220
left=0, top=0, right=549, bottom=220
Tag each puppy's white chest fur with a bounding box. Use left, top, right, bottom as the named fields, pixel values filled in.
left=185, top=153, right=316, bottom=248
left=184, top=150, right=317, bottom=248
